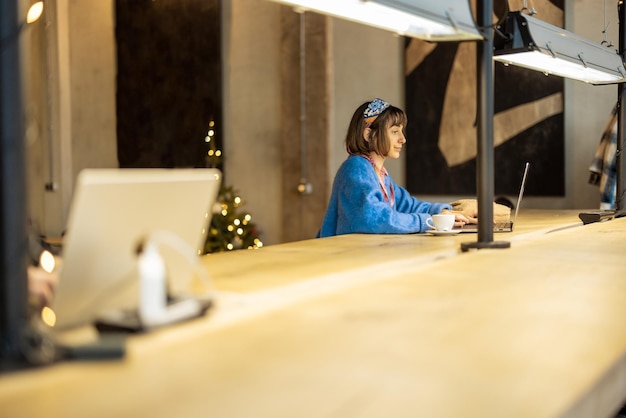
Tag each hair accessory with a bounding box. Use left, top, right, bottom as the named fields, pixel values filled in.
left=363, top=98, right=390, bottom=126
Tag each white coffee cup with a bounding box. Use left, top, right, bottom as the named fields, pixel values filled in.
left=426, top=214, right=455, bottom=231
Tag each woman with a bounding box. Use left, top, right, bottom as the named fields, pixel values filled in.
left=317, top=98, right=470, bottom=237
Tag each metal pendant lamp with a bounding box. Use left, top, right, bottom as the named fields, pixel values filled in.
left=493, top=11, right=626, bottom=85
left=266, top=0, right=482, bottom=41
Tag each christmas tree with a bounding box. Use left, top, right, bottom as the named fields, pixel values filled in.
left=203, top=119, right=263, bottom=253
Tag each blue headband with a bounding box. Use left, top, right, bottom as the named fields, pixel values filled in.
left=363, top=98, right=390, bottom=125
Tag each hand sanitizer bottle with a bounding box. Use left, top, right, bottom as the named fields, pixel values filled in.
left=138, top=242, right=166, bottom=325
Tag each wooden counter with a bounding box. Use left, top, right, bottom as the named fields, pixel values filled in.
left=206, top=210, right=582, bottom=293
left=1, top=210, right=625, bottom=418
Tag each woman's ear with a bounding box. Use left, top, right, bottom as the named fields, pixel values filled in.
left=363, top=127, right=371, bottom=142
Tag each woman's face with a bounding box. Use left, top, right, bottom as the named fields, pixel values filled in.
left=385, top=123, right=406, bottom=159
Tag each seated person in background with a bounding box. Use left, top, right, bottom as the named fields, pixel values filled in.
left=27, top=223, right=59, bottom=308
left=317, top=98, right=472, bottom=238
left=28, top=263, right=58, bottom=308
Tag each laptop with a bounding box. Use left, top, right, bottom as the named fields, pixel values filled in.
left=460, top=162, right=529, bottom=233
left=50, top=168, right=221, bottom=333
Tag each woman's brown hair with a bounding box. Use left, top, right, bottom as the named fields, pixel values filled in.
left=345, top=101, right=407, bottom=157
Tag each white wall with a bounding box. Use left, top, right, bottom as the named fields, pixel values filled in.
left=328, top=18, right=405, bottom=187
left=26, top=0, right=117, bottom=237
left=563, top=1, right=618, bottom=209
left=222, top=0, right=283, bottom=245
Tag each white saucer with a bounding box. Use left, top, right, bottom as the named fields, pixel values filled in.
left=427, top=229, right=461, bottom=236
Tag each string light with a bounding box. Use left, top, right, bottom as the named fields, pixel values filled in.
left=39, top=250, right=55, bottom=273
left=41, top=306, right=56, bottom=327
left=26, top=1, right=44, bottom=24
left=201, top=118, right=264, bottom=253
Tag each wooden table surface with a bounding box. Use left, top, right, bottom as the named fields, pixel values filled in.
left=1, top=210, right=625, bottom=418
left=206, top=210, right=583, bottom=293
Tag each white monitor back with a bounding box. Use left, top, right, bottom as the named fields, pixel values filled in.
left=51, top=168, right=221, bottom=331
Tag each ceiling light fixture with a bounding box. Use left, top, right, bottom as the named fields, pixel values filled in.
left=266, top=0, right=482, bottom=41
left=494, top=11, right=626, bottom=85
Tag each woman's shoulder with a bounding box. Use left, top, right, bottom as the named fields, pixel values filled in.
left=340, top=154, right=369, bottom=171
left=335, top=155, right=376, bottom=185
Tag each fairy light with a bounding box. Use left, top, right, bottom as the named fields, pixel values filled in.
left=200, top=118, right=264, bottom=252
left=26, top=1, right=44, bottom=24
left=41, top=306, right=56, bottom=327
left=39, top=250, right=55, bottom=273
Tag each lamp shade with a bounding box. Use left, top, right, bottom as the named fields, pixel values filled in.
left=266, top=0, right=482, bottom=41
left=493, top=11, right=626, bottom=85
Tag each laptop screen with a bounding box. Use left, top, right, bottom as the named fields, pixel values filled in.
left=460, top=162, right=529, bottom=232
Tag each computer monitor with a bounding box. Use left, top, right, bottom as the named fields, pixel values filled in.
left=51, top=168, right=221, bottom=332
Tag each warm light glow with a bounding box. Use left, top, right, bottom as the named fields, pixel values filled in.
left=39, top=250, right=55, bottom=273
left=41, top=306, right=56, bottom=327
left=26, top=1, right=44, bottom=24
left=494, top=51, right=625, bottom=84
left=234, top=196, right=242, bottom=205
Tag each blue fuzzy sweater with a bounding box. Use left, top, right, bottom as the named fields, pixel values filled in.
left=317, top=155, right=452, bottom=237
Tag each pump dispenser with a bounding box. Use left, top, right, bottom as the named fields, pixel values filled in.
left=138, top=242, right=167, bottom=325
left=137, top=240, right=203, bottom=328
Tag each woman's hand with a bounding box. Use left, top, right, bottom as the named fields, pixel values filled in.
left=441, top=209, right=476, bottom=228
left=28, top=266, right=58, bottom=308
